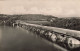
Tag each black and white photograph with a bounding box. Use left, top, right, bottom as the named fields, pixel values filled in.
left=0, top=0, right=80, bottom=51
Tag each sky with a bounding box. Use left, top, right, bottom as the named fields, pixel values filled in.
left=0, top=0, right=80, bottom=17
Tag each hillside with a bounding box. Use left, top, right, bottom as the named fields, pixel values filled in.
left=0, top=14, right=57, bottom=25
left=1, top=14, right=80, bottom=31
left=0, top=14, right=57, bottom=21
left=16, top=14, right=57, bottom=21
left=50, top=17, right=80, bottom=31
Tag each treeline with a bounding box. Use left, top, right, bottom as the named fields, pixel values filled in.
left=0, top=14, right=57, bottom=21
left=0, top=14, right=10, bottom=20
left=50, top=18, right=80, bottom=30
left=16, top=14, right=57, bottom=21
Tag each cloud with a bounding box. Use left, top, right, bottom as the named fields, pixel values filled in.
left=1, top=6, right=26, bottom=14
left=0, top=0, right=80, bottom=17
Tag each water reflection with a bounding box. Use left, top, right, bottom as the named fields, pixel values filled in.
left=0, top=26, right=67, bottom=51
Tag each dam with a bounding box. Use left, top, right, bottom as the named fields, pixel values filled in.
left=12, top=20, right=80, bottom=50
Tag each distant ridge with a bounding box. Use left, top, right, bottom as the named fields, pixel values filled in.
left=0, top=14, right=57, bottom=21
left=60, top=17, right=80, bottom=19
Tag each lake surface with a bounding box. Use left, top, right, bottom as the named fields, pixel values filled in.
left=0, top=26, right=67, bottom=51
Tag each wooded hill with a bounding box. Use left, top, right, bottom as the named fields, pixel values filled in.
left=0, top=14, right=57, bottom=21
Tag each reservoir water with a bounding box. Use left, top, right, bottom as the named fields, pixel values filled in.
left=0, top=26, right=67, bottom=51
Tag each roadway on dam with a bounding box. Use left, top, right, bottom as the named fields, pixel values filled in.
left=0, top=26, right=68, bottom=51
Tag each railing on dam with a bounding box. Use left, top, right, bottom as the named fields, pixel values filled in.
left=14, top=20, right=80, bottom=50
